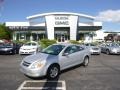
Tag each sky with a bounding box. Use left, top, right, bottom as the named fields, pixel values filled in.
left=0, top=0, right=120, bottom=32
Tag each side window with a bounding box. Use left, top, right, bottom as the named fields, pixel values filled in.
left=64, top=45, right=80, bottom=54
left=64, top=46, right=72, bottom=54
left=79, top=46, right=84, bottom=51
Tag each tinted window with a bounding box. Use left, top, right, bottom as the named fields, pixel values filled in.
left=64, top=45, right=82, bottom=54
left=4, top=43, right=13, bottom=47
left=24, top=43, right=31, bottom=46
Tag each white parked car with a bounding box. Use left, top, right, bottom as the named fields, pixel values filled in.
left=19, top=41, right=41, bottom=55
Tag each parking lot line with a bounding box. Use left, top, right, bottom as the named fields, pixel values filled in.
left=17, top=81, right=26, bottom=90
left=17, top=80, right=66, bottom=90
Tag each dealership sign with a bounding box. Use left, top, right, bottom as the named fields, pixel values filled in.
left=55, top=16, right=69, bottom=26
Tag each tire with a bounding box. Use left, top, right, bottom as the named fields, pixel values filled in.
left=34, top=49, right=37, bottom=54
left=47, top=64, right=60, bottom=79
left=12, top=50, right=16, bottom=55
left=34, top=51, right=37, bottom=54
left=106, top=49, right=110, bottom=55
left=82, top=56, right=89, bottom=67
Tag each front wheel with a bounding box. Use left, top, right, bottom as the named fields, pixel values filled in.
left=47, top=65, right=60, bottom=79
left=82, top=56, right=89, bottom=67
left=34, top=49, right=38, bottom=54
left=106, top=49, right=110, bottom=55
left=12, top=50, right=16, bottom=55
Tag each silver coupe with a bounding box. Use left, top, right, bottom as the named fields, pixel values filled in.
left=20, top=44, right=90, bottom=79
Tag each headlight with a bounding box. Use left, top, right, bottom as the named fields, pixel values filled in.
left=90, top=48, right=93, bottom=51
left=111, top=48, right=117, bottom=52
left=30, top=60, right=46, bottom=69
left=20, top=48, right=23, bottom=50
left=29, top=48, right=36, bottom=51
left=32, top=48, right=36, bottom=50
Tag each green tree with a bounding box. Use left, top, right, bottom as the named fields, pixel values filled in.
left=0, top=24, right=12, bottom=40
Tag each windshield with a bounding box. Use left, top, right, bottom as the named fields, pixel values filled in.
left=0, top=43, right=13, bottom=48
left=41, top=45, right=65, bottom=55
left=85, top=43, right=96, bottom=46
left=5, top=43, right=13, bottom=47
left=107, top=43, right=119, bottom=47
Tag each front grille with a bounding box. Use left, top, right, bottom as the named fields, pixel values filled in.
left=22, top=61, right=31, bottom=67
left=92, top=48, right=99, bottom=50
left=23, top=49, right=30, bottom=50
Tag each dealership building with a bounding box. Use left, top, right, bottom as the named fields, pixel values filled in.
left=6, top=12, right=102, bottom=42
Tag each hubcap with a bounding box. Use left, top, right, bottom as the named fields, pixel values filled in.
left=50, top=67, right=58, bottom=78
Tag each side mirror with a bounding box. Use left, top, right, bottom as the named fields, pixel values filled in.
left=62, top=53, right=69, bottom=56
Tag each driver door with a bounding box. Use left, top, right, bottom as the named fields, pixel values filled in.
left=59, top=45, right=81, bottom=70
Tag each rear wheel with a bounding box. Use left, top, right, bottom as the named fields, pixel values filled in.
left=47, top=64, right=60, bottom=79
left=82, top=56, right=89, bottom=67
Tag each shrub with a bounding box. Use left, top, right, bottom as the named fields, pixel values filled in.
left=40, top=39, right=56, bottom=48
left=78, top=40, right=84, bottom=45
left=12, top=40, right=29, bottom=45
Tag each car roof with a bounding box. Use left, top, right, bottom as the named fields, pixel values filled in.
left=53, top=43, right=81, bottom=47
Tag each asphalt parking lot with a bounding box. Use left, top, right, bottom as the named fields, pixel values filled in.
left=0, top=54, right=120, bottom=90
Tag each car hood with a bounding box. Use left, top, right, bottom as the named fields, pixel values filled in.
left=23, top=52, right=57, bottom=63
left=87, top=46, right=99, bottom=49
left=21, top=46, right=37, bottom=49
left=111, top=46, right=120, bottom=50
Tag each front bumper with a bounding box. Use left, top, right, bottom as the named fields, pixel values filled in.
left=20, top=64, right=46, bottom=77
left=0, top=50, right=13, bottom=54
left=90, top=50, right=101, bottom=54
left=110, top=50, right=120, bottom=54
left=19, top=50, right=36, bottom=55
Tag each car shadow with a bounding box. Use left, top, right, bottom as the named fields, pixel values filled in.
left=25, top=75, right=46, bottom=80
left=25, top=64, right=86, bottom=90
left=26, top=74, right=60, bottom=90
left=42, top=76, right=60, bottom=90
left=41, top=64, right=84, bottom=90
